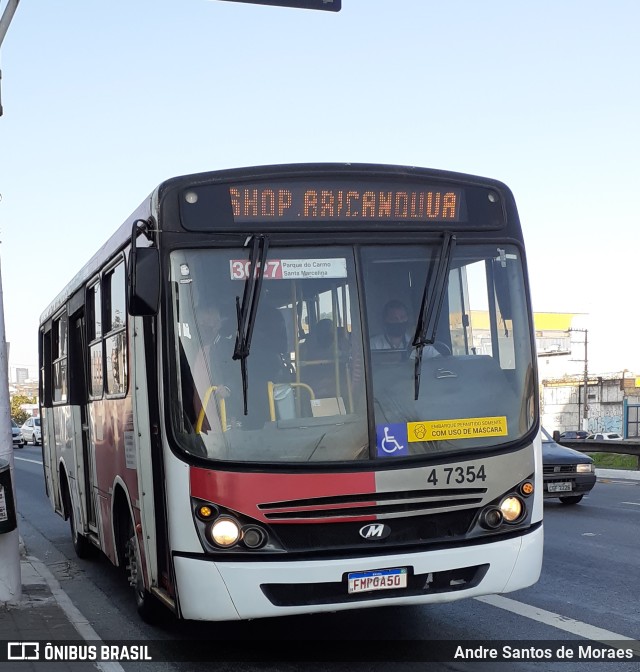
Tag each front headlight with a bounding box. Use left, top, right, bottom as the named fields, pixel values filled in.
left=209, top=517, right=241, bottom=547
left=576, top=463, right=594, bottom=473
left=500, top=496, right=524, bottom=523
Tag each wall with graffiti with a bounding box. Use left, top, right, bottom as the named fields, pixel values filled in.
left=541, top=377, right=640, bottom=435
left=585, top=406, right=623, bottom=434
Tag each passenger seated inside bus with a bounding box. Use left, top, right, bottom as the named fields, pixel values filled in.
left=188, top=303, right=238, bottom=435
left=187, top=302, right=295, bottom=435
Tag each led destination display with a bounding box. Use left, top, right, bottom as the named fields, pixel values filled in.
left=229, top=182, right=462, bottom=222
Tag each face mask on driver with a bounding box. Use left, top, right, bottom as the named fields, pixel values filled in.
left=385, top=321, right=408, bottom=337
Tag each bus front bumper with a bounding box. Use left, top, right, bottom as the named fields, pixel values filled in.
left=173, top=524, right=543, bottom=621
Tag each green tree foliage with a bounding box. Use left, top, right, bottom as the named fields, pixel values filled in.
left=10, top=394, right=37, bottom=425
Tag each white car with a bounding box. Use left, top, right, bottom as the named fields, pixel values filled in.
left=21, top=416, right=41, bottom=445
left=586, top=432, right=623, bottom=441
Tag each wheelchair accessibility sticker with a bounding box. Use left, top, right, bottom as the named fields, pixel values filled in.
left=376, top=424, right=409, bottom=457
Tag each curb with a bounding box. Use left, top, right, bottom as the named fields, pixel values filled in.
left=595, top=468, right=640, bottom=481
left=11, top=549, right=125, bottom=672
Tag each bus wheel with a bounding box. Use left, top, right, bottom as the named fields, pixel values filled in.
left=125, top=525, right=161, bottom=623
left=65, top=487, right=95, bottom=559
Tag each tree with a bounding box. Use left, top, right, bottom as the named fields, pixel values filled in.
left=10, top=394, right=36, bottom=425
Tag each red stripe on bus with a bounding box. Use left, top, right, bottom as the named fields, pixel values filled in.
left=190, top=467, right=377, bottom=524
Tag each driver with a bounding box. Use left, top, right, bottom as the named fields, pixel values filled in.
left=370, top=300, right=440, bottom=357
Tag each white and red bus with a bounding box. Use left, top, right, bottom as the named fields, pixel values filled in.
left=39, top=163, right=543, bottom=622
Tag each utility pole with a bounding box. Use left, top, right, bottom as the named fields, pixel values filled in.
left=569, top=328, right=589, bottom=432
left=0, top=0, right=22, bottom=603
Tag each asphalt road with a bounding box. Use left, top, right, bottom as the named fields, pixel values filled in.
left=10, top=445, right=640, bottom=671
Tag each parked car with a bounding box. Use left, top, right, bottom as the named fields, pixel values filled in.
left=542, top=426, right=596, bottom=505
left=586, top=432, right=623, bottom=441
left=559, top=430, right=588, bottom=440
left=11, top=419, right=24, bottom=448
left=21, top=416, right=41, bottom=445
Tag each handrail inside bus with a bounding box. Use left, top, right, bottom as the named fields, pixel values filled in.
left=195, top=386, right=227, bottom=434
left=267, top=381, right=315, bottom=422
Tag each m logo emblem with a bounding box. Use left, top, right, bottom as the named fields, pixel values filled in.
left=359, top=523, right=391, bottom=540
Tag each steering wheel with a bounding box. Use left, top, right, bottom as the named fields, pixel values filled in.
left=432, top=341, right=452, bottom=356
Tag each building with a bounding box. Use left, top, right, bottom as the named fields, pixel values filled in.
left=533, top=313, right=587, bottom=382
left=541, top=374, right=640, bottom=438
left=470, top=310, right=639, bottom=437
left=15, top=367, right=29, bottom=385
left=531, top=313, right=639, bottom=437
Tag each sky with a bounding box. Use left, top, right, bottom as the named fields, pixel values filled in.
left=0, top=0, right=638, bottom=379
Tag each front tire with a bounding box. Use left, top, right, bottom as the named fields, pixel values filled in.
left=125, top=524, right=163, bottom=623
left=559, top=494, right=584, bottom=505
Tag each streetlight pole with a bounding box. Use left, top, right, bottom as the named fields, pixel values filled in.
left=0, top=0, right=20, bottom=47
left=0, top=1, right=20, bottom=116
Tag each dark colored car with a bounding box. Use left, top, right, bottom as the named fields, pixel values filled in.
left=11, top=419, right=24, bottom=448
left=542, top=427, right=596, bottom=505
left=559, top=430, right=588, bottom=440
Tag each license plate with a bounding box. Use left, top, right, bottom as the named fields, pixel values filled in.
left=347, top=568, right=407, bottom=594
left=548, top=481, right=572, bottom=493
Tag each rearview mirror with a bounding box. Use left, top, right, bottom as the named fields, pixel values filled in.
left=128, top=222, right=160, bottom=316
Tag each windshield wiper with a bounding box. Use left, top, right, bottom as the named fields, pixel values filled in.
left=412, top=231, right=456, bottom=400
left=233, top=234, right=270, bottom=415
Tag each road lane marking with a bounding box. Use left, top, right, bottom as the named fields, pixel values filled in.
left=621, top=501, right=640, bottom=506
left=14, top=456, right=43, bottom=465
left=476, top=594, right=640, bottom=656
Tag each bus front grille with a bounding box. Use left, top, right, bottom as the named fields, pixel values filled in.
left=258, top=487, right=487, bottom=521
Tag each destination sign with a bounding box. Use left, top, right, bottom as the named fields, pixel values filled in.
left=229, top=182, right=462, bottom=223
left=229, top=258, right=347, bottom=280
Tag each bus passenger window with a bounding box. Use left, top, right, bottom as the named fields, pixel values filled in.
left=52, top=313, right=68, bottom=403
left=104, top=261, right=127, bottom=396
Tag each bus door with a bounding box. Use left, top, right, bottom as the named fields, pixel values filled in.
left=71, top=310, right=97, bottom=532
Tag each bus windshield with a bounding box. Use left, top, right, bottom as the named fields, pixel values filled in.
left=170, top=242, right=534, bottom=463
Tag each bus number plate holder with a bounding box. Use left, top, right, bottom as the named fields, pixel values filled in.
left=347, top=568, right=408, bottom=594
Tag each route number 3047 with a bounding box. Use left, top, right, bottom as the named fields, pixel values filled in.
left=426, top=464, right=487, bottom=486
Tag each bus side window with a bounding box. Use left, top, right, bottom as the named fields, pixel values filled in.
left=104, top=261, right=128, bottom=396
left=52, top=312, right=68, bottom=403
left=87, top=281, right=103, bottom=399
left=40, top=327, right=53, bottom=407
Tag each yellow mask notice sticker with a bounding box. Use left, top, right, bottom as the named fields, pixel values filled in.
left=408, top=416, right=508, bottom=442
